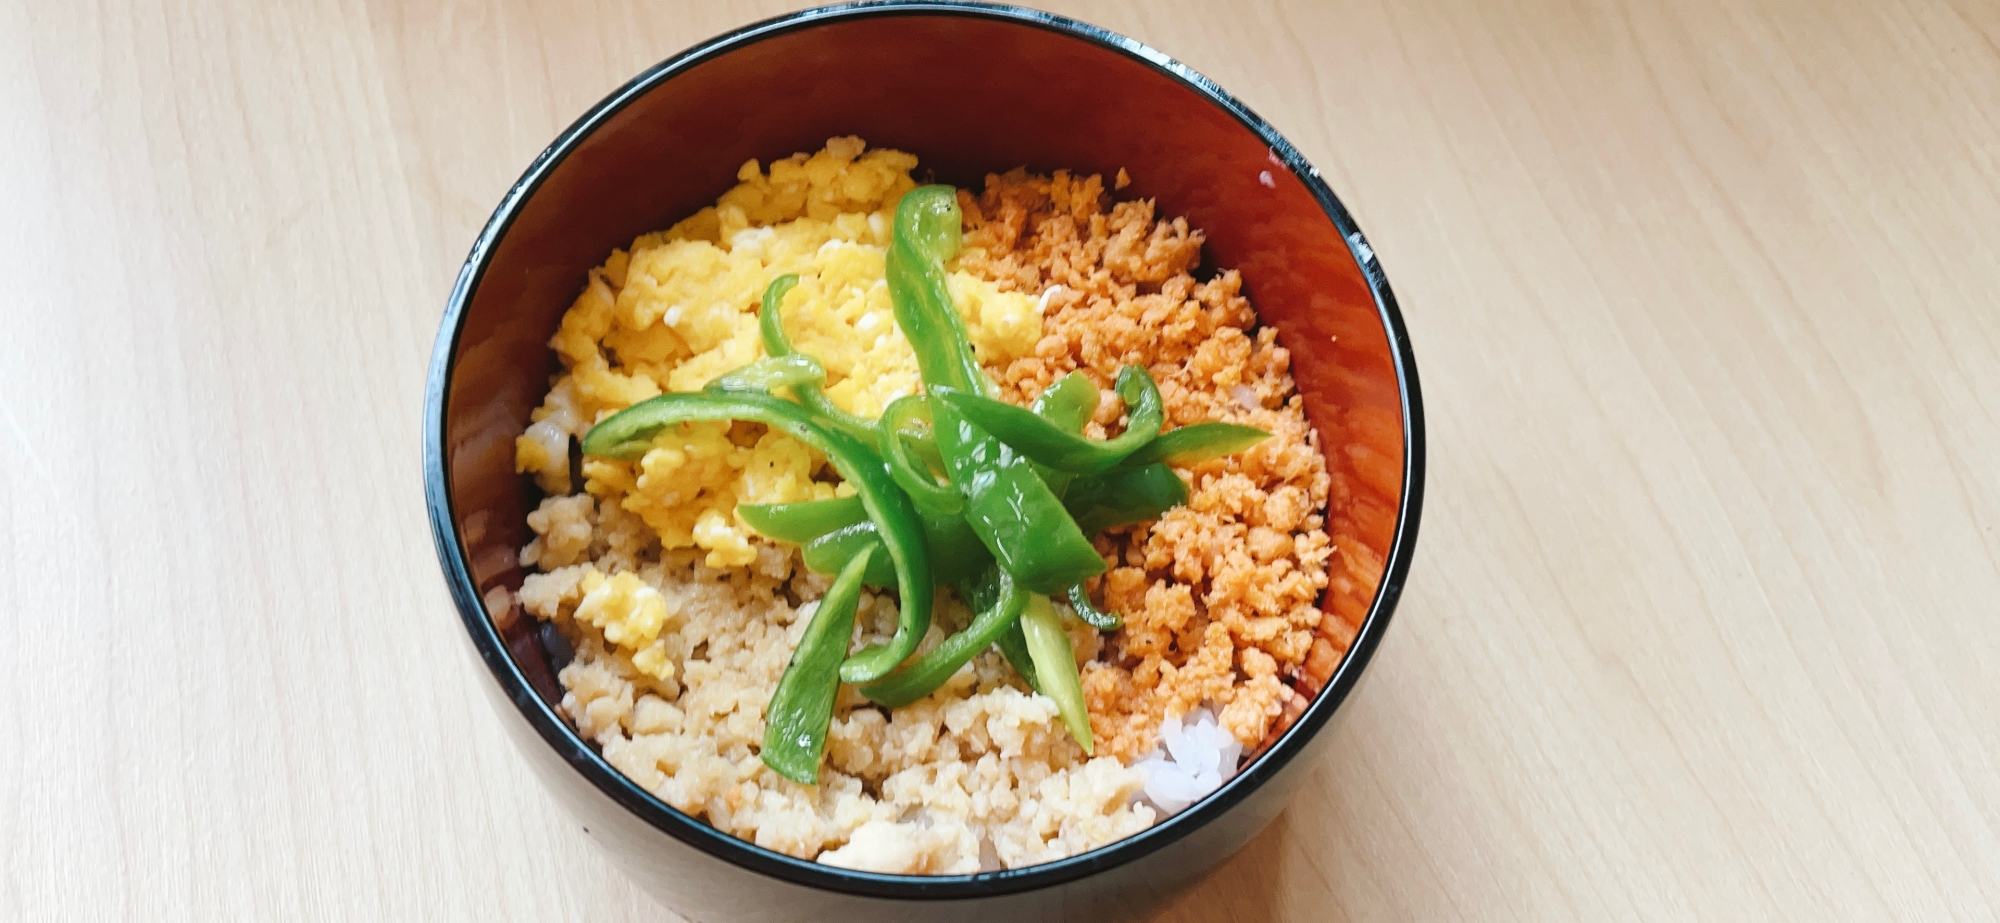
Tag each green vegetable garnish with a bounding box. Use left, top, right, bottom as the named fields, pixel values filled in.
left=705, top=354, right=827, bottom=396
left=787, top=508, right=990, bottom=588
left=885, top=186, right=1105, bottom=596
left=803, top=522, right=899, bottom=586
left=934, top=366, right=1165, bottom=475
left=879, top=395, right=964, bottom=516
left=580, top=391, right=932, bottom=684
left=1062, top=463, right=1190, bottom=535
left=883, top=186, right=985, bottom=394
left=1032, top=371, right=1101, bottom=435
left=761, top=544, right=873, bottom=784
left=736, top=496, right=867, bottom=544
left=1021, top=594, right=1093, bottom=754
left=579, top=184, right=1272, bottom=754
left=757, top=274, right=881, bottom=443
left=860, top=569, right=1029, bottom=708
left=1066, top=583, right=1123, bottom=631
left=1118, top=421, right=1271, bottom=468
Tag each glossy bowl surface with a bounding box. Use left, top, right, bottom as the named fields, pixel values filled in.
left=424, top=3, right=1423, bottom=920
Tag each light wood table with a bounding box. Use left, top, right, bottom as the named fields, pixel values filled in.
left=5, top=0, right=1996, bottom=919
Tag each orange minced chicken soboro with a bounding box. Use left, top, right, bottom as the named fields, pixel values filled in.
left=959, top=176, right=1335, bottom=762
left=509, top=138, right=1354, bottom=873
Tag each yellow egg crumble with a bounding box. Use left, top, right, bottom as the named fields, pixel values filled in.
left=516, top=137, right=1040, bottom=570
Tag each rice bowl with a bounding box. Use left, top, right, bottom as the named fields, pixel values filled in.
left=426, top=4, right=1420, bottom=919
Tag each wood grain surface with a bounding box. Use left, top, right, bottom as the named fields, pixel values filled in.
left=4, top=0, right=1996, bottom=919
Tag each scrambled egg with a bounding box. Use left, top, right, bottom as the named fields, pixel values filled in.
left=574, top=569, right=675, bottom=681
left=516, top=137, right=1042, bottom=577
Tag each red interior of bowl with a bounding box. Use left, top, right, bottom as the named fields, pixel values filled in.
left=444, top=11, right=1406, bottom=731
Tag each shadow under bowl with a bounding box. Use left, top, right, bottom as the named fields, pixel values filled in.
left=423, top=3, right=1424, bottom=921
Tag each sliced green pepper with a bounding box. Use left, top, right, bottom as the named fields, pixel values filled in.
left=580, top=391, right=931, bottom=684
left=1119, top=422, right=1270, bottom=468
left=884, top=187, right=985, bottom=394
left=1063, top=462, right=1190, bottom=535
left=1031, top=371, right=1098, bottom=498
left=879, top=395, right=964, bottom=516
left=797, top=508, right=991, bottom=588
left=1033, top=371, right=1100, bottom=434
left=861, top=570, right=1028, bottom=708
left=935, top=366, right=1164, bottom=476
left=761, top=545, right=873, bottom=784
left=803, top=522, right=897, bottom=586
left=756, top=274, right=880, bottom=443
left=995, top=622, right=1041, bottom=692
left=1020, top=594, right=1093, bottom=753
left=934, top=400, right=1107, bottom=594
left=882, top=186, right=1106, bottom=595
left=737, top=496, right=867, bottom=545
left=960, top=565, right=1039, bottom=693
left=1066, top=583, right=1123, bottom=631
left=705, top=354, right=826, bottom=395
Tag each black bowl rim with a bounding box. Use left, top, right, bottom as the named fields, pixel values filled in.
left=423, top=0, right=1425, bottom=901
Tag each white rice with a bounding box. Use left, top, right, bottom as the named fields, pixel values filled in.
left=1134, top=707, right=1244, bottom=815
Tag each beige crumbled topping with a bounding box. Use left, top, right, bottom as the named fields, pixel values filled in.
left=957, top=170, right=1336, bottom=761
left=518, top=515, right=1154, bottom=873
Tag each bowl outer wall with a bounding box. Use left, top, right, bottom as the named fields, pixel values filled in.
left=424, top=3, right=1424, bottom=919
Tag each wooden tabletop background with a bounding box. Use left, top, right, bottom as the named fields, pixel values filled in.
left=5, top=0, right=1997, bottom=919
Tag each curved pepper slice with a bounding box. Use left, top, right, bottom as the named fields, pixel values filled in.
left=933, top=400, right=1107, bottom=594
left=736, top=496, right=867, bottom=545
left=1033, top=371, right=1100, bottom=434
left=756, top=274, right=880, bottom=443
left=883, top=187, right=985, bottom=394
left=761, top=544, right=873, bottom=784
left=935, top=366, right=1164, bottom=476
left=1118, top=421, right=1270, bottom=469
left=1066, top=583, right=1123, bottom=631
left=580, top=391, right=931, bottom=684
left=1029, top=371, right=1098, bottom=499
left=882, top=186, right=1105, bottom=595
left=1063, top=462, right=1190, bottom=535
left=878, top=395, right=965, bottom=516
left=798, top=510, right=990, bottom=588
left=860, top=570, right=1028, bottom=708
left=1020, top=594, right=1093, bottom=753
left=704, top=354, right=826, bottom=396
left=803, top=522, right=898, bottom=586
left=963, top=564, right=1040, bottom=694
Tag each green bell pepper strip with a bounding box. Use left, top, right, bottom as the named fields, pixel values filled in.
left=878, top=395, right=965, bottom=516
left=761, top=544, right=874, bottom=784
left=881, top=185, right=1105, bottom=595
left=1020, top=594, right=1094, bottom=753
left=860, top=573, right=1029, bottom=708
left=884, top=186, right=985, bottom=395
left=1033, top=371, right=1100, bottom=434
left=755, top=274, right=880, bottom=444
left=579, top=391, right=931, bottom=684
left=934, top=366, right=1165, bottom=476
left=995, top=622, right=1041, bottom=692
left=1066, top=583, right=1123, bottom=631
left=959, top=564, right=1040, bottom=693
left=705, top=354, right=826, bottom=395
left=798, top=509, right=991, bottom=588
left=803, top=522, right=898, bottom=586
left=1028, top=370, right=1099, bottom=498
left=1118, top=422, right=1270, bottom=468
left=933, top=400, right=1108, bottom=594
left=1063, top=462, right=1190, bottom=535
left=736, top=496, right=868, bottom=545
